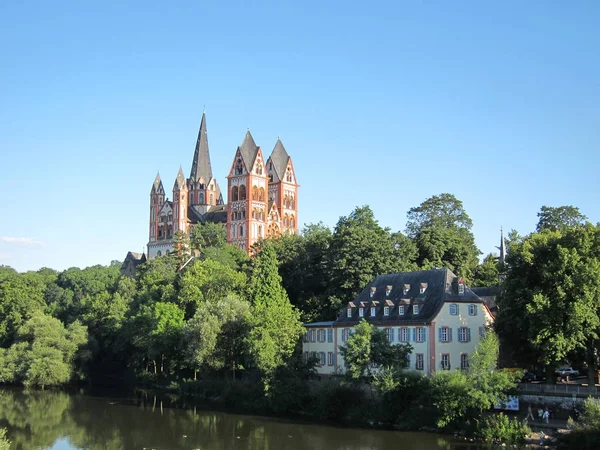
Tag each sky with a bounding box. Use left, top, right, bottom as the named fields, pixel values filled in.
left=0, top=1, right=598, bottom=272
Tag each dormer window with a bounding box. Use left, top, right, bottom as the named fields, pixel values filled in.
left=458, top=279, right=465, bottom=295
left=420, top=283, right=428, bottom=294
left=386, top=285, right=392, bottom=297
left=398, top=305, right=405, bottom=315
left=413, top=304, right=420, bottom=315
left=384, top=306, right=390, bottom=316
left=403, top=284, right=410, bottom=295
left=347, top=308, right=352, bottom=318
left=370, top=287, right=376, bottom=298
left=370, top=307, right=376, bottom=316
left=359, top=308, right=364, bottom=317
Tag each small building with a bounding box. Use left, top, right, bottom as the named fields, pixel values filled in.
left=120, top=251, right=146, bottom=277
left=302, top=269, right=493, bottom=375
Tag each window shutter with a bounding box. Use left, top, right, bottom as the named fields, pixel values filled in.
left=412, top=328, right=416, bottom=342
left=449, top=328, right=453, bottom=342
left=390, top=328, right=395, bottom=342
left=467, top=328, right=471, bottom=342
left=438, top=327, right=442, bottom=342
left=423, top=328, right=427, bottom=342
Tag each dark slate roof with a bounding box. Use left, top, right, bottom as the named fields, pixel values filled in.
left=189, top=112, right=213, bottom=183
left=268, top=139, right=290, bottom=182
left=470, top=286, right=500, bottom=298
left=333, top=269, right=484, bottom=327
left=174, top=167, right=186, bottom=189
left=238, top=130, right=259, bottom=172
left=304, top=321, right=335, bottom=328
left=151, top=173, right=164, bottom=194
left=187, top=205, right=227, bottom=225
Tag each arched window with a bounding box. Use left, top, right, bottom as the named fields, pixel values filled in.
left=231, top=186, right=239, bottom=202
left=239, top=185, right=246, bottom=200
left=286, top=170, right=293, bottom=182
left=290, top=215, right=295, bottom=228
left=239, top=225, right=244, bottom=237
left=189, top=193, right=194, bottom=204
left=252, top=186, right=258, bottom=201
left=210, top=193, right=214, bottom=204
left=256, top=163, right=263, bottom=175
left=258, top=225, right=263, bottom=237
left=235, top=158, right=244, bottom=175
left=284, top=214, right=289, bottom=227
left=199, top=192, right=205, bottom=204
left=157, top=250, right=162, bottom=257
left=290, top=196, right=295, bottom=209
left=258, top=187, right=265, bottom=202
left=231, top=224, right=236, bottom=237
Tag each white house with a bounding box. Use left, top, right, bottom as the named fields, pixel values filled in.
left=302, top=269, right=494, bottom=375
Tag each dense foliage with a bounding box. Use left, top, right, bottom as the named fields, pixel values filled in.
left=559, top=397, right=600, bottom=449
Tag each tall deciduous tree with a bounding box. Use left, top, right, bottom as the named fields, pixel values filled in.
left=471, top=253, right=501, bottom=287
left=406, top=193, right=480, bottom=280
left=496, top=224, right=600, bottom=384
left=536, top=205, right=588, bottom=232
left=246, top=244, right=303, bottom=389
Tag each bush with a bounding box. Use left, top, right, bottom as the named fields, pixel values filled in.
left=558, top=397, right=600, bottom=450
left=310, top=381, right=373, bottom=423
left=473, top=413, right=530, bottom=445
left=0, top=428, right=9, bottom=450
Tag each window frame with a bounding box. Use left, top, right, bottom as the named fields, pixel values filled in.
left=441, top=353, right=451, bottom=370
left=413, top=304, right=420, bottom=315
left=460, top=353, right=469, bottom=370
left=468, top=304, right=478, bottom=316
left=416, top=353, right=424, bottom=370
left=449, top=303, right=459, bottom=315
left=384, top=306, right=390, bottom=316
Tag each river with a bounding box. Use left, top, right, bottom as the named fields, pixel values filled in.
left=0, top=387, right=519, bottom=449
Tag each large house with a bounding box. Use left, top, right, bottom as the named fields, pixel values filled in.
left=147, top=112, right=299, bottom=258
left=302, top=269, right=494, bottom=375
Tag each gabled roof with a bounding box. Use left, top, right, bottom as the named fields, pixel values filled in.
left=334, top=269, right=483, bottom=327
left=190, top=112, right=213, bottom=183
left=238, top=130, right=260, bottom=172
left=187, top=205, right=227, bottom=225
left=267, top=139, right=290, bottom=182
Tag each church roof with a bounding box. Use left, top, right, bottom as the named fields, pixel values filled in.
left=334, top=269, right=484, bottom=326
left=151, top=173, right=164, bottom=193
left=268, top=139, right=290, bottom=182
left=190, top=112, right=213, bottom=183
left=238, top=130, right=259, bottom=172
left=174, top=167, right=186, bottom=189
left=187, top=205, right=227, bottom=225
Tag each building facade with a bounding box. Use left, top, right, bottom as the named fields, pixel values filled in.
left=302, top=269, right=494, bottom=375
left=147, top=113, right=299, bottom=258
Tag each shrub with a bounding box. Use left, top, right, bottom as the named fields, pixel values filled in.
left=0, top=428, right=9, bottom=450
left=473, top=413, right=530, bottom=445
left=558, top=397, right=600, bottom=450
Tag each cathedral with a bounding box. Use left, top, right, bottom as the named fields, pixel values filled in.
left=147, top=113, right=299, bottom=259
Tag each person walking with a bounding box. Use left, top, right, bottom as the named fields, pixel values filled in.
left=526, top=405, right=535, bottom=421
left=538, top=408, right=543, bottom=422
left=543, top=409, right=550, bottom=424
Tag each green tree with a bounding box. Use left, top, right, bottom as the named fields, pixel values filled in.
left=406, top=193, right=480, bottom=280
left=329, top=206, right=416, bottom=303
left=496, top=224, right=600, bottom=383
left=471, top=253, right=501, bottom=287
left=246, top=244, right=303, bottom=389
left=536, top=205, right=588, bottom=232
left=0, top=427, right=9, bottom=450
left=135, top=256, right=178, bottom=306
left=183, top=294, right=251, bottom=379
left=558, top=397, right=600, bottom=449
left=172, top=230, right=192, bottom=269
left=339, top=320, right=412, bottom=381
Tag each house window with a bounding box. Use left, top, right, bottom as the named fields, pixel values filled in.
left=320, top=352, right=326, bottom=366
left=416, top=327, right=426, bottom=343
left=370, top=307, right=376, bottom=316
left=458, top=327, right=471, bottom=343
left=386, top=328, right=394, bottom=342
left=439, top=326, right=450, bottom=343
left=460, top=353, right=469, bottom=370
left=303, top=331, right=309, bottom=343
left=413, top=305, right=420, bottom=315
left=441, top=354, right=450, bottom=370
left=342, top=328, right=349, bottom=342
left=384, top=306, right=390, bottom=316
left=327, top=329, right=333, bottom=343
left=449, top=304, right=459, bottom=315
left=328, top=352, right=335, bottom=366
left=359, top=308, right=364, bottom=317
left=347, top=308, right=352, bottom=318
left=398, top=305, right=405, bottom=315
left=318, top=329, right=325, bottom=342
left=416, top=353, right=424, bottom=370
left=309, top=329, right=316, bottom=342
left=400, top=327, right=409, bottom=342
left=468, top=304, right=478, bottom=316
left=458, top=282, right=465, bottom=295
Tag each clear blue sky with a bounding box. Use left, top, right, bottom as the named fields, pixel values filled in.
left=1, top=1, right=598, bottom=272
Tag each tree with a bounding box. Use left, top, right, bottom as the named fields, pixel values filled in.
left=0, top=428, right=9, bottom=450
left=471, top=253, right=501, bottom=287
left=339, top=319, right=412, bottom=381
left=183, top=294, right=251, bottom=379
left=536, top=205, right=588, bottom=232
left=496, top=224, right=600, bottom=383
left=246, top=244, right=303, bottom=389
left=558, top=397, right=600, bottom=449
left=172, top=230, right=192, bottom=269
left=406, top=193, right=480, bottom=280
left=329, top=206, right=416, bottom=303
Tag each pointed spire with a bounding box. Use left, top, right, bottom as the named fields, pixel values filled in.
left=268, top=138, right=290, bottom=181
left=238, top=130, right=259, bottom=171
left=174, top=166, right=186, bottom=189
left=498, top=227, right=507, bottom=265
left=151, top=172, right=163, bottom=193
left=190, top=111, right=213, bottom=183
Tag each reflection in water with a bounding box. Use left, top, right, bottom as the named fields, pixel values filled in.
left=0, top=387, right=503, bottom=450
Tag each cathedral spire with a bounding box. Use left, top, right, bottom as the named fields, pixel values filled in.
left=190, top=111, right=213, bottom=183
left=499, top=227, right=507, bottom=265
